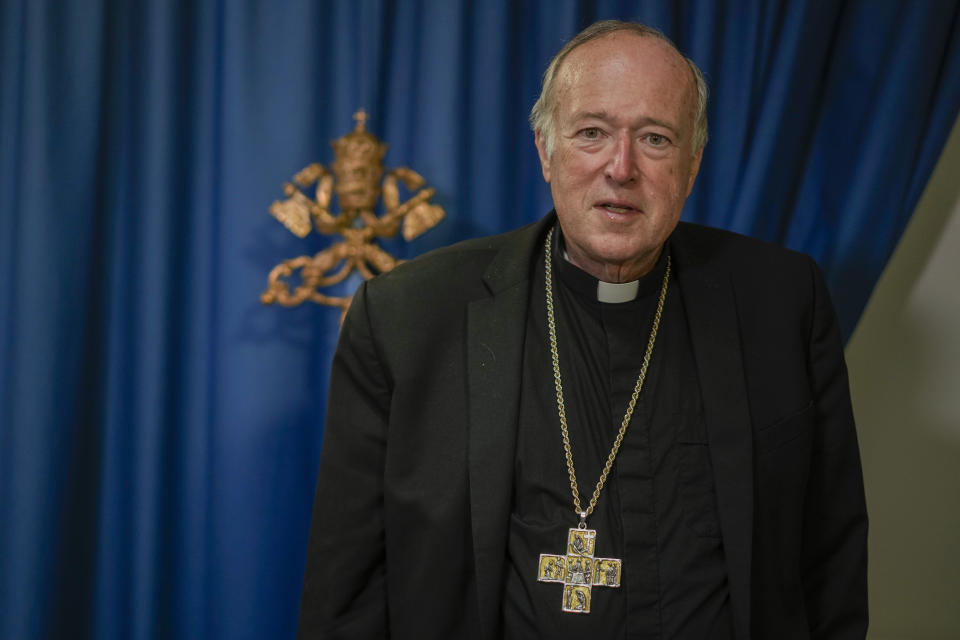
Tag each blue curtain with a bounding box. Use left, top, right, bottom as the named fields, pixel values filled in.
left=1, top=1, right=957, bottom=638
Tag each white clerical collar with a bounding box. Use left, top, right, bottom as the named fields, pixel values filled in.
left=562, top=248, right=640, bottom=303
left=596, top=280, right=640, bottom=303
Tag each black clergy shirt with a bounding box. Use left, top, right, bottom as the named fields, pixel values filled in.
left=502, top=228, right=734, bottom=639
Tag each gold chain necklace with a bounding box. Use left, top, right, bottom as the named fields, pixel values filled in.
left=536, top=225, right=671, bottom=613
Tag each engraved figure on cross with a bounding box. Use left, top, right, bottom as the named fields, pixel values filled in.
left=565, top=586, right=588, bottom=612
left=544, top=558, right=556, bottom=580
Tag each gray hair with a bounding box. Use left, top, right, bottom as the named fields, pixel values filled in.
left=529, top=20, right=708, bottom=157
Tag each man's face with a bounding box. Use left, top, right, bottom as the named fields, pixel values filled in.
left=535, top=33, right=703, bottom=282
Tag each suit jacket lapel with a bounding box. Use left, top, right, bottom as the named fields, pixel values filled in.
left=673, top=229, right=755, bottom=640
left=467, top=215, right=553, bottom=640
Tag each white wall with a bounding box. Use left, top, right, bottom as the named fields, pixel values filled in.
left=846, top=115, right=960, bottom=639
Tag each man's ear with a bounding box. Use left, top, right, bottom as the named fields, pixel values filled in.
left=534, top=129, right=552, bottom=183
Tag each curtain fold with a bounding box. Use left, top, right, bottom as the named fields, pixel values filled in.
left=2, top=1, right=959, bottom=638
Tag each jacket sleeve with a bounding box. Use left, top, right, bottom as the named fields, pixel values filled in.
left=298, top=281, right=391, bottom=639
left=801, top=260, right=869, bottom=638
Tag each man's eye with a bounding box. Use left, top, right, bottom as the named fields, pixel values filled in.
left=646, top=133, right=669, bottom=146
left=580, top=127, right=602, bottom=139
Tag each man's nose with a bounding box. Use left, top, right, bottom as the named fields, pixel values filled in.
left=605, top=134, right=637, bottom=185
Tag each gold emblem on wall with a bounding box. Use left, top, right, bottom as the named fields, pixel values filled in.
left=261, top=110, right=445, bottom=321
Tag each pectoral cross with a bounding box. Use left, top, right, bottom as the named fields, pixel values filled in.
left=537, top=528, right=622, bottom=613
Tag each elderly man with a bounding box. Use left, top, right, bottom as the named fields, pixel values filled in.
left=298, top=20, right=867, bottom=640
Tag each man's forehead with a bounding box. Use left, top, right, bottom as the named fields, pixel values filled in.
left=556, top=32, right=693, bottom=98
left=552, top=32, right=696, bottom=126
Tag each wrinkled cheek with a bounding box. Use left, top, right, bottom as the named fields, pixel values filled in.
left=658, top=180, right=685, bottom=207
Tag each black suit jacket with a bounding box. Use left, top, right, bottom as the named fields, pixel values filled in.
left=298, top=214, right=868, bottom=639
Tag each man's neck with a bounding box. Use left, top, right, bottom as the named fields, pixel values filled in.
left=561, top=238, right=663, bottom=285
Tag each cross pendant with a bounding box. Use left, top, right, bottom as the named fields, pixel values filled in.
left=537, top=528, right=622, bottom=613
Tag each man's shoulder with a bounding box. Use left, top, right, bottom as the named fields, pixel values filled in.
left=673, top=221, right=814, bottom=274
left=397, top=224, right=527, bottom=273
left=352, top=218, right=547, bottom=345
left=367, top=217, right=546, bottom=297
left=672, top=222, right=826, bottom=329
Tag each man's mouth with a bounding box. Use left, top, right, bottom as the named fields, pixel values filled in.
left=598, top=203, right=638, bottom=214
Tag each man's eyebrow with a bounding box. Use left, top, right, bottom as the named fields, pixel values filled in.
left=570, top=111, right=681, bottom=136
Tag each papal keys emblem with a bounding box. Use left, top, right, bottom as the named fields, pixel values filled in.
left=261, top=110, right=445, bottom=322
